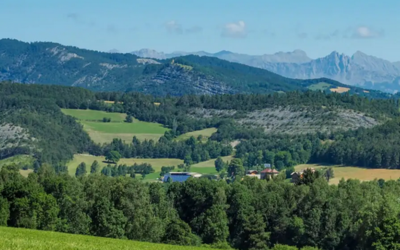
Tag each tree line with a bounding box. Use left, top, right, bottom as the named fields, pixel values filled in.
left=1, top=164, right=399, bottom=250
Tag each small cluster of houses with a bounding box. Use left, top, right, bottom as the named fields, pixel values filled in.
left=161, top=166, right=316, bottom=183
left=245, top=168, right=279, bottom=179
left=162, top=164, right=281, bottom=183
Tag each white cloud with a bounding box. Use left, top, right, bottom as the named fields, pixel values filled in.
left=165, top=20, right=183, bottom=34
left=351, top=26, right=384, bottom=39
left=221, top=21, right=247, bottom=38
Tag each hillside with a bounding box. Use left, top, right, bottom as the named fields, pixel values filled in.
left=0, top=39, right=389, bottom=97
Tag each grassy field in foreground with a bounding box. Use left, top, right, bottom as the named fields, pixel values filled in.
left=295, top=164, right=400, bottom=184
left=67, top=154, right=184, bottom=176
left=0, top=227, right=210, bottom=250
left=176, top=128, right=217, bottom=141
left=61, top=109, right=168, bottom=144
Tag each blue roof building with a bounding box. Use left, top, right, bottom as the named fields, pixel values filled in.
left=162, top=172, right=202, bottom=183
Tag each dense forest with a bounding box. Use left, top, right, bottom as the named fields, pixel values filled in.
left=1, top=164, right=400, bottom=250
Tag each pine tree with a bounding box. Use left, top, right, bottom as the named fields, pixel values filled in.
left=90, top=160, right=100, bottom=174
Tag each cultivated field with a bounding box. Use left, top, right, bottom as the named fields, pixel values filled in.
left=0, top=227, right=210, bottom=250
left=295, top=164, right=400, bottom=184
left=62, top=109, right=169, bottom=144
left=176, top=128, right=217, bottom=141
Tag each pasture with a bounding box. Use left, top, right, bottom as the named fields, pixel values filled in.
left=295, top=164, right=400, bottom=184
left=61, top=109, right=169, bottom=143
left=0, top=227, right=211, bottom=250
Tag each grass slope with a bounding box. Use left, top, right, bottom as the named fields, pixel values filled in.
left=62, top=109, right=169, bottom=144
left=176, top=128, right=217, bottom=142
left=295, top=164, right=400, bottom=184
left=0, top=227, right=210, bottom=250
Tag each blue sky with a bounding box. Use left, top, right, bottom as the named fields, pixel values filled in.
left=1, top=0, right=399, bottom=61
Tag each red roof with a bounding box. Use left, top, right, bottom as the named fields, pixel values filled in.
left=261, top=168, right=279, bottom=173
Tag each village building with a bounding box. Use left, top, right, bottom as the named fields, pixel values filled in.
left=260, top=168, right=279, bottom=179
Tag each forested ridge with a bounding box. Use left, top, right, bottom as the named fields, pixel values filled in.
left=2, top=81, right=400, bottom=171
left=1, top=164, right=400, bottom=250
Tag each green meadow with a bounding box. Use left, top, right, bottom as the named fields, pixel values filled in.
left=0, top=227, right=212, bottom=250
left=61, top=109, right=169, bottom=144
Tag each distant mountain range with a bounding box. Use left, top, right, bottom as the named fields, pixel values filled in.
left=0, top=39, right=390, bottom=97
left=132, top=49, right=400, bottom=93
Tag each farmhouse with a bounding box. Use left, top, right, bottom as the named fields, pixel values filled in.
left=162, top=172, right=202, bottom=183
left=291, top=168, right=315, bottom=183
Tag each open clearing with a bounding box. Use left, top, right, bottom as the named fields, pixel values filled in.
left=67, top=154, right=184, bottom=176
left=176, top=128, right=217, bottom=141
left=62, top=109, right=169, bottom=144
left=0, top=226, right=210, bottom=250
left=295, top=164, right=400, bottom=184
left=307, top=82, right=331, bottom=91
